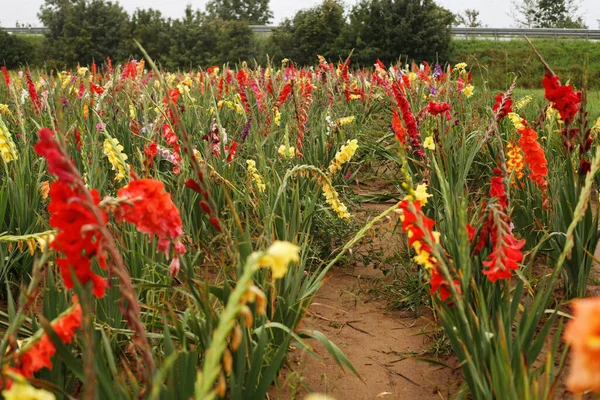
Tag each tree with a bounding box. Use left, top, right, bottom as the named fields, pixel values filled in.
left=346, top=0, right=454, bottom=65
left=129, top=9, right=172, bottom=64
left=39, top=0, right=131, bottom=66
left=269, top=0, right=347, bottom=65
left=512, top=0, right=587, bottom=28
left=167, top=7, right=218, bottom=69
left=166, top=6, right=257, bottom=68
left=206, top=0, right=273, bottom=24
left=456, top=9, right=485, bottom=27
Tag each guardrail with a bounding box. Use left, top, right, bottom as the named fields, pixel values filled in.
left=3, top=27, right=48, bottom=35
left=249, top=25, right=600, bottom=40
left=5, top=26, right=600, bottom=40
left=451, top=27, right=600, bottom=40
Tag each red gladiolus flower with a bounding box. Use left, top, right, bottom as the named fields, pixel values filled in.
left=236, top=70, right=251, bottom=113
left=398, top=200, right=460, bottom=301
left=199, top=200, right=211, bottom=215
left=74, top=128, right=82, bottom=151
left=210, top=217, right=222, bottom=232
left=49, top=181, right=108, bottom=298
left=1, top=66, right=9, bottom=86
left=392, top=83, right=424, bottom=158
left=225, top=141, right=238, bottom=163
left=90, top=83, right=104, bottom=95
left=482, top=231, right=525, bottom=282
left=391, top=110, right=407, bottom=144
left=26, top=70, right=40, bottom=114
left=106, top=57, right=113, bottom=75
left=16, top=304, right=82, bottom=378
left=427, top=101, right=452, bottom=119
left=401, top=74, right=411, bottom=89
left=121, top=61, right=137, bottom=80
left=163, top=89, right=180, bottom=105
left=115, top=179, right=185, bottom=256
left=143, top=141, right=158, bottom=169
left=542, top=72, right=581, bottom=123
left=429, top=269, right=459, bottom=302
left=34, top=128, right=79, bottom=184
left=480, top=170, right=526, bottom=282
left=184, top=178, right=203, bottom=194
left=492, top=93, right=512, bottom=120
left=467, top=224, right=476, bottom=241
left=162, top=124, right=178, bottom=146
left=276, top=83, right=292, bottom=107
left=489, top=168, right=508, bottom=209
left=518, top=126, right=548, bottom=188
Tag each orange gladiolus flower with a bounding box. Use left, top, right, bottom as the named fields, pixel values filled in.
left=564, top=297, right=600, bottom=394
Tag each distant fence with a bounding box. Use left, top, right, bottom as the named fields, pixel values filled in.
left=249, top=26, right=600, bottom=41
left=4, top=27, right=48, bottom=35
left=451, top=27, right=600, bottom=41
left=5, top=26, right=600, bottom=41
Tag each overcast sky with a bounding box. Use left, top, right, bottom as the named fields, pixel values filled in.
left=2, top=0, right=599, bottom=28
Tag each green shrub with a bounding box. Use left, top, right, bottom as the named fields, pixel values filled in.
left=0, top=30, right=42, bottom=68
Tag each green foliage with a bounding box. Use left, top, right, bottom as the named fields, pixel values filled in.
left=206, top=0, right=273, bottom=25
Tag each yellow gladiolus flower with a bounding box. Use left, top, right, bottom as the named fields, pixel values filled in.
left=454, top=62, right=467, bottom=70
left=413, top=184, right=432, bottom=206
left=0, top=117, right=18, bottom=163
left=0, top=104, right=9, bottom=114
left=337, top=116, right=355, bottom=126
left=258, top=241, right=300, bottom=279
left=103, top=137, right=129, bottom=182
left=423, top=136, right=435, bottom=150
left=514, top=95, right=532, bottom=109
left=246, top=160, right=266, bottom=192
left=328, top=139, right=359, bottom=175
left=274, top=110, right=281, bottom=126
left=2, top=380, right=56, bottom=400
left=591, top=117, right=600, bottom=139
left=322, top=181, right=351, bottom=220
left=129, top=104, right=136, bottom=120
left=462, top=84, right=474, bottom=98
left=278, top=144, right=295, bottom=159
left=507, top=113, right=525, bottom=130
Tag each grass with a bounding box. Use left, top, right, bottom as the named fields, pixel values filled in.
left=513, top=88, right=600, bottom=118
left=452, top=39, right=600, bottom=90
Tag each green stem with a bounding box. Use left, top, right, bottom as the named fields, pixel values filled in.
left=195, top=253, right=261, bottom=400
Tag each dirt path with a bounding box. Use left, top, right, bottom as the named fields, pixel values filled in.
left=280, top=265, right=457, bottom=399
left=271, top=202, right=458, bottom=399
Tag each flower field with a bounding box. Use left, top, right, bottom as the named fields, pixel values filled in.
left=1, top=51, right=600, bottom=399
